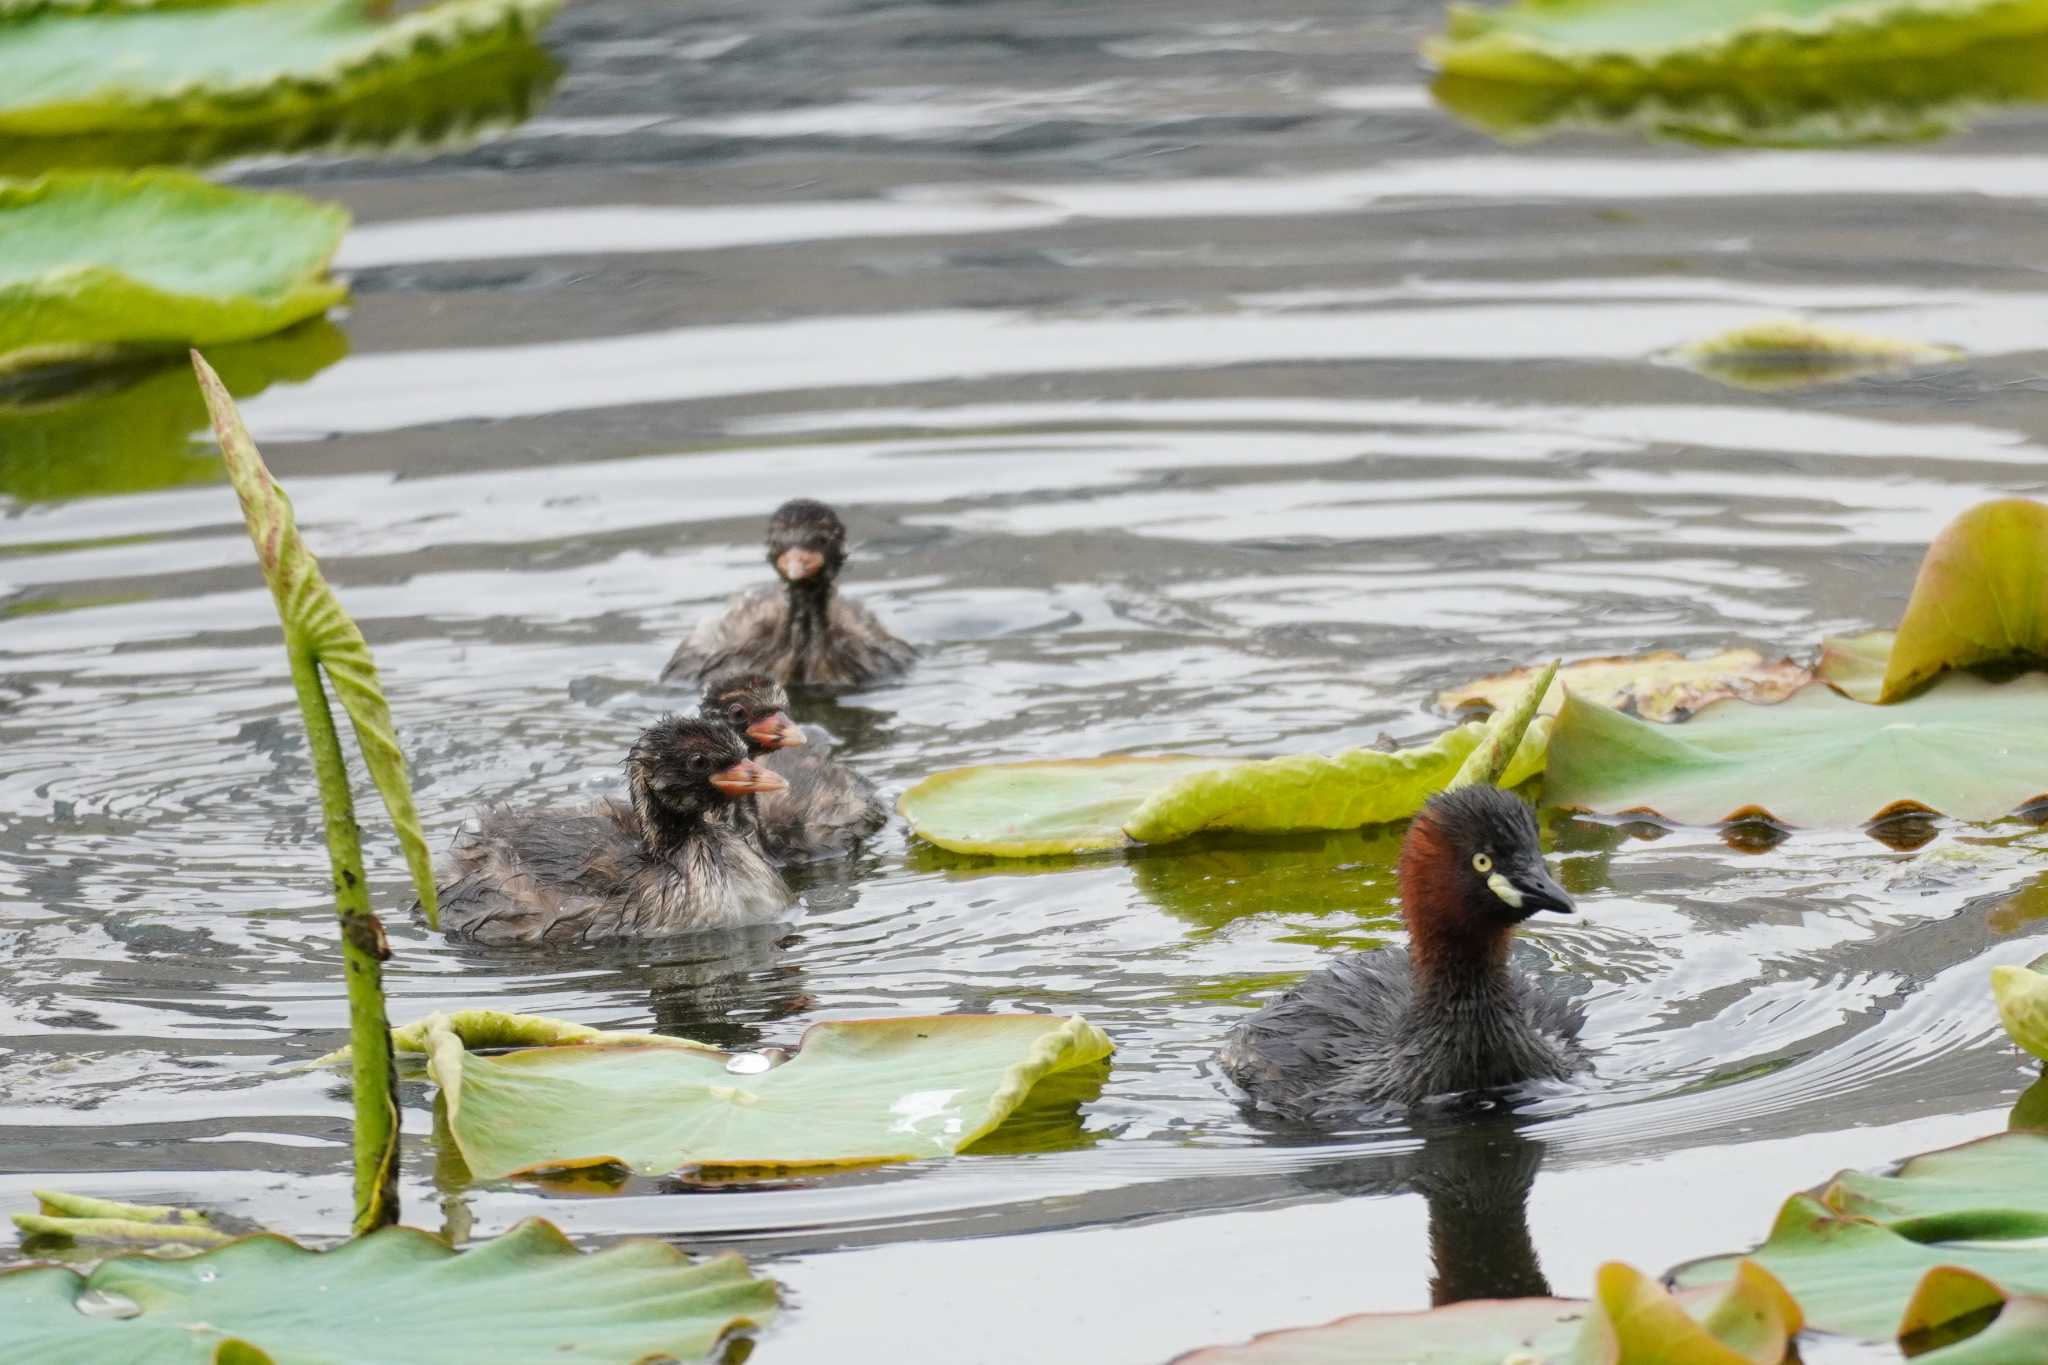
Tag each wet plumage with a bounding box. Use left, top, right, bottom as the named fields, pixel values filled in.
left=1221, top=785, right=1588, bottom=1119
left=435, top=717, right=792, bottom=945
left=699, top=671, right=891, bottom=863
left=662, top=499, right=914, bottom=688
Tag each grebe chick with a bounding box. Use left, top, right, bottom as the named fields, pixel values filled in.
left=701, top=671, right=891, bottom=864
left=1220, top=785, right=1586, bottom=1119
left=436, top=717, right=793, bottom=945
left=662, top=499, right=915, bottom=689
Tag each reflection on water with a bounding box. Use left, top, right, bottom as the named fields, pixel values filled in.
left=6, top=0, right=2048, bottom=1358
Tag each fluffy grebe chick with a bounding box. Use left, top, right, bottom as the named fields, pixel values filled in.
left=662, top=499, right=915, bottom=689
left=436, top=717, right=793, bottom=945
left=701, top=671, right=891, bottom=864
left=1220, top=785, right=1586, bottom=1119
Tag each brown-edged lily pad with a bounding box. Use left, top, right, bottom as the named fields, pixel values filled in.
left=425, top=1011, right=1113, bottom=1178
left=1439, top=648, right=1810, bottom=722
left=1544, top=674, right=2048, bottom=827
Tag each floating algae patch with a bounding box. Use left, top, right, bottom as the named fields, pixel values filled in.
left=0, top=0, right=563, bottom=147
left=1669, top=319, right=1960, bottom=391
left=0, top=171, right=345, bottom=376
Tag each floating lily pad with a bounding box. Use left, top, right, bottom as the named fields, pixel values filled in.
left=1992, top=958, right=2048, bottom=1063
left=1439, top=648, right=1811, bottom=722
left=0, top=0, right=562, bottom=142
left=1171, top=1260, right=1797, bottom=1364
left=1672, top=1132, right=2048, bottom=1340
left=1426, top=0, right=2048, bottom=87
left=1433, top=33, right=2048, bottom=147
left=0, top=172, right=346, bottom=375
left=1671, top=318, right=1961, bottom=392
left=1545, top=674, right=2048, bottom=827
left=0, top=1217, right=777, bottom=1363
left=0, top=320, right=344, bottom=501
left=426, top=1012, right=1114, bottom=1178
left=901, top=721, right=1549, bottom=858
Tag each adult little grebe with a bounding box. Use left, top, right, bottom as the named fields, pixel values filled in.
left=701, top=671, right=892, bottom=863
left=1220, top=785, right=1586, bottom=1118
left=662, top=499, right=915, bottom=688
left=436, top=717, right=793, bottom=944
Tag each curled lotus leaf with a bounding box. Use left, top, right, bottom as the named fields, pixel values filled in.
left=425, top=1011, right=1114, bottom=1178
left=1426, top=0, right=2048, bottom=87
left=0, top=172, right=345, bottom=376
left=1544, top=673, right=2048, bottom=827
left=0, top=1217, right=777, bottom=1363
left=1438, top=648, right=1810, bottom=722
left=1992, top=958, right=2048, bottom=1063
left=1899, top=1266, right=2048, bottom=1362
left=0, top=0, right=564, bottom=141
left=1670, top=319, right=1960, bottom=392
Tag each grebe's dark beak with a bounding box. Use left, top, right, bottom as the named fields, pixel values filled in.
left=776, top=546, right=826, bottom=582
left=745, top=711, right=806, bottom=750
left=710, top=759, right=789, bottom=796
left=1511, top=860, right=1576, bottom=916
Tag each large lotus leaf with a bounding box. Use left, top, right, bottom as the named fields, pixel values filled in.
left=901, top=721, right=1549, bottom=857
left=0, top=321, right=343, bottom=501
left=1426, top=0, right=2048, bottom=86
left=1433, top=33, right=2048, bottom=147
left=1545, top=674, right=2048, bottom=827
left=1671, top=1133, right=2048, bottom=1340
left=1439, top=649, right=1810, bottom=722
left=1671, top=319, right=1960, bottom=392
left=1169, top=1260, right=1796, bottom=1364
left=1993, top=960, right=2048, bottom=1062
left=1902, top=1267, right=2048, bottom=1362
left=0, top=38, right=559, bottom=176
left=0, top=0, right=563, bottom=139
left=0, top=1217, right=776, bottom=1363
left=0, top=172, right=345, bottom=375
left=428, top=1013, right=1114, bottom=1178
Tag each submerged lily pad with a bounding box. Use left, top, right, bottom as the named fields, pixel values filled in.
left=427, top=1012, right=1113, bottom=1178
left=1545, top=674, right=2048, bottom=827
left=1671, top=318, right=1960, bottom=392
left=1672, top=1131, right=2048, bottom=1340
left=1427, top=0, right=2048, bottom=86
left=1172, top=1260, right=1797, bottom=1364
left=0, top=0, right=563, bottom=142
left=1439, top=648, right=1811, bottom=722
left=0, top=172, right=346, bottom=375
left=0, top=1217, right=776, bottom=1363
left=901, top=721, right=1548, bottom=858
left=0, top=320, right=344, bottom=501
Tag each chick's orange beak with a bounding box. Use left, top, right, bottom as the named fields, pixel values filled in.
left=710, top=759, right=789, bottom=796
left=776, top=546, right=826, bottom=582
left=745, top=711, right=806, bottom=750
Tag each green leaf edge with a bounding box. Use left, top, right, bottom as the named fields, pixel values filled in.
left=1426, top=0, right=2048, bottom=86
left=0, top=1216, right=781, bottom=1358
left=0, top=0, right=566, bottom=137
left=425, top=1011, right=1117, bottom=1177
left=0, top=171, right=347, bottom=375
left=196, top=351, right=438, bottom=926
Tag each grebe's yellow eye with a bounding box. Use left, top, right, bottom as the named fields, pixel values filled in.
left=1472, top=852, right=1493, bottom=874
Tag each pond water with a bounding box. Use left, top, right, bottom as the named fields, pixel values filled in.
left=5, top=0, right=2048, bottom=1359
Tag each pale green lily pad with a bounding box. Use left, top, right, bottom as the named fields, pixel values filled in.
left=0, top=172, right=346, bottom=375
left=1992, top=960, right=2048, bottom=1063
left=1672, top=1132, right=2048, bottom=1340
left=901, top=720, right=1549, bottom=858
left=0, top=320, right=344, bottom=501
left=426, top=1012, right=1114, bottom=1178
left=1172, top=1260, right=1797, bottom=1364
left=1545, top=673, right=2048, bottom=827
left=0, top=0, right=563, bottom=140
left=1427, top=0, right=2048, bottom=86
left=0, top=1217, right=777, bottom=1363
left=1671, top=318, right=1961, bottom=392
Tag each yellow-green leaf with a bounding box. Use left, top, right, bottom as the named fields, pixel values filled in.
left=1878, top=498, right=2048, bottom=700
left=1992, top=960, right=2048, bottom=1062
left=1671, top=319, right=1960, bottom=392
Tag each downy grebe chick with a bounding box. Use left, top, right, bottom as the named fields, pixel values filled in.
left=436, top=718, right=793, bottom=945
left=701, top=671, right=892, bottom=864
left=1220, top=785, right=1587, bottom=1119
left=662, top=499, right=915, bottom=689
